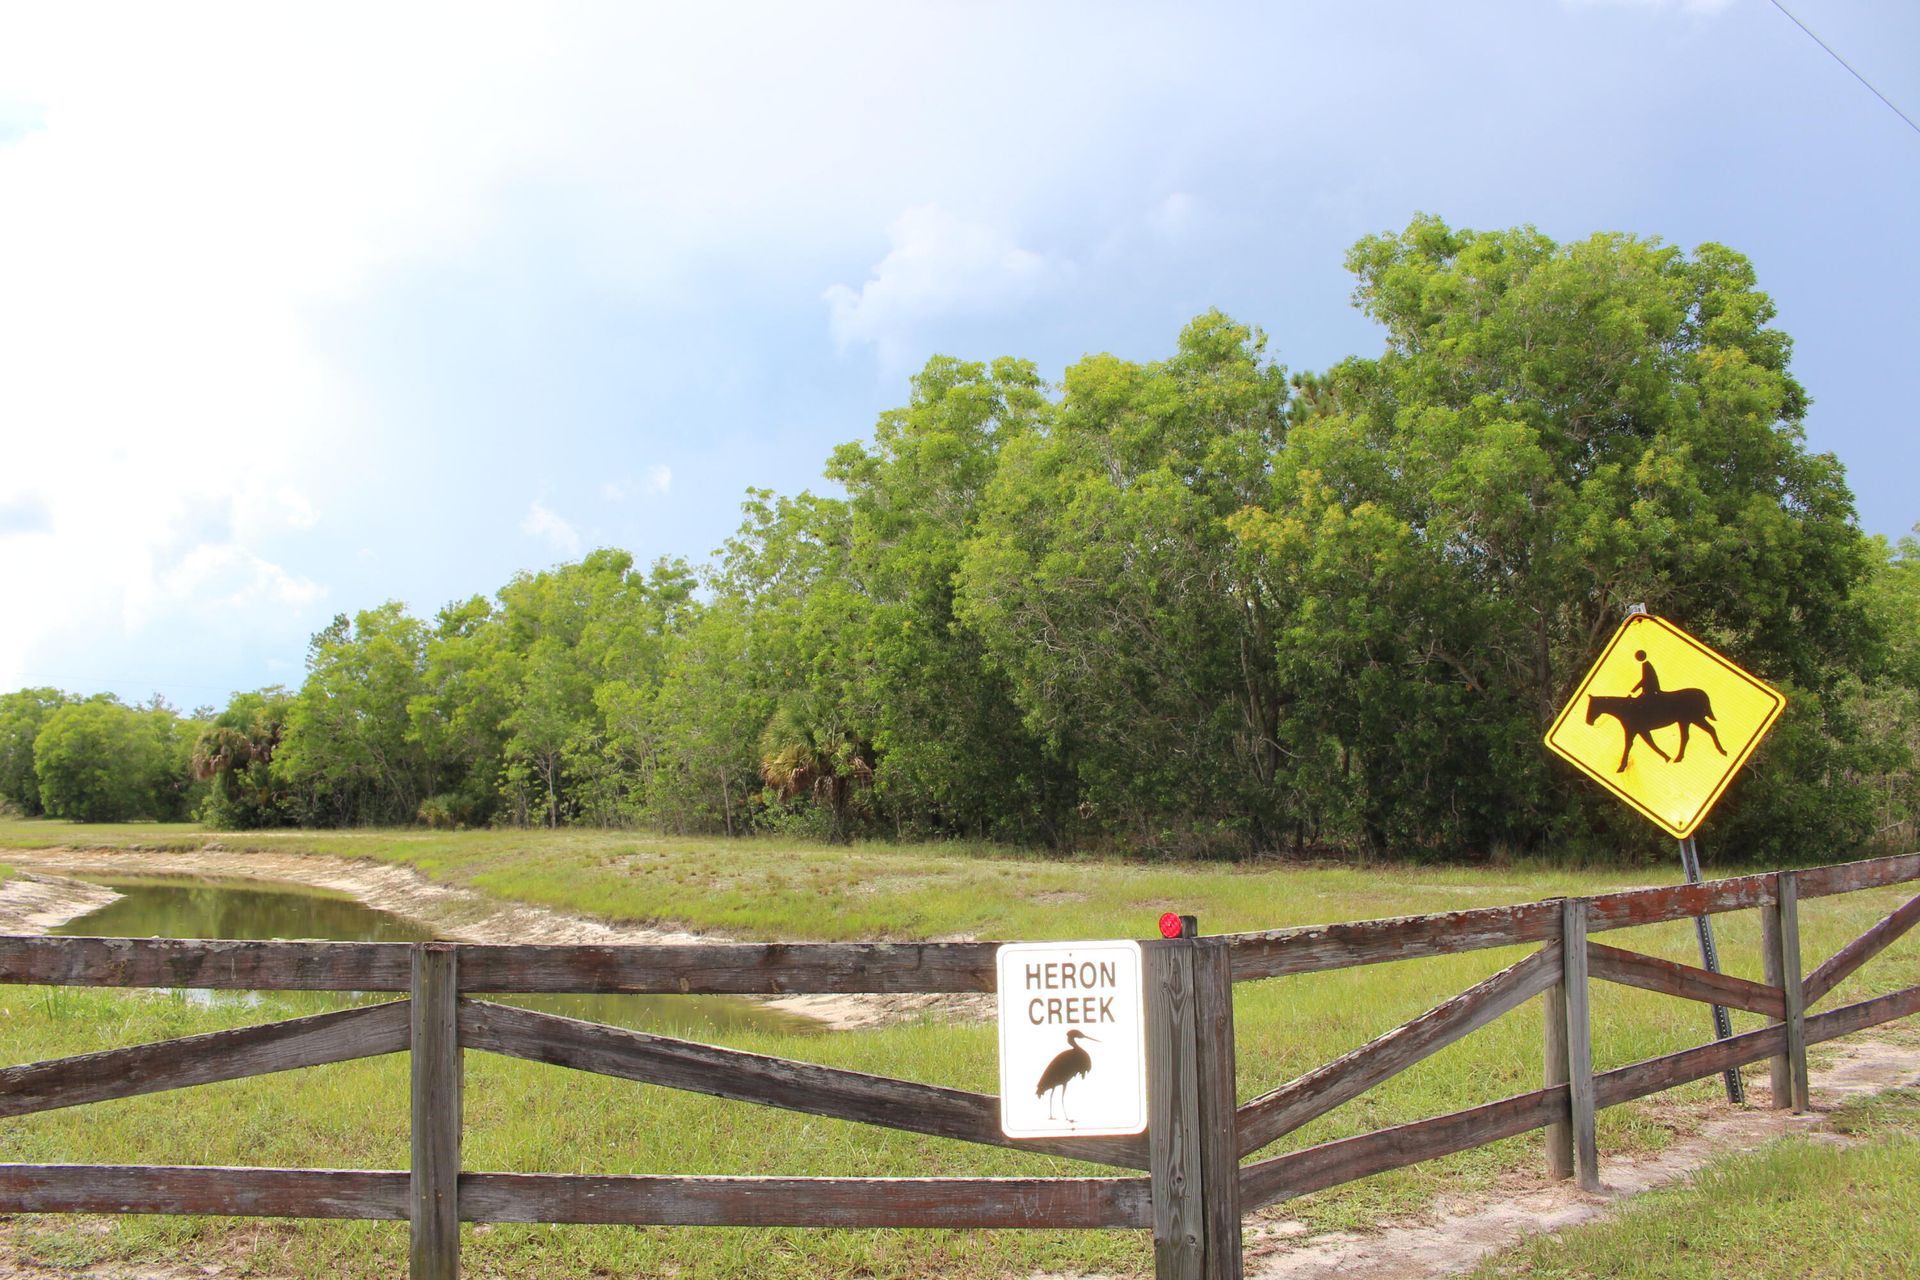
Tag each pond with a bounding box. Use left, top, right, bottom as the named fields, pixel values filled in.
left=53, top=874, right=824, bottom=1039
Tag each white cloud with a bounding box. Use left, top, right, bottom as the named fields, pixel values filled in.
left=646, top=464, right=673, bottom=495
left=603, top=481, right=628, bottom=503
left=823, top=205, right=1069, bottom=366
left=521, top=500, right=583, bottom=557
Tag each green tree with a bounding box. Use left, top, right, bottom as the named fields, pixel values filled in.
left=1233, top=216, right=1874, bottom=858
left=0, top=687, right=69, bottom=815
left=277, top=604, right=433, bottom=825
left=827, top=355, right=1066, bottom=841
left=192, top=688, right=295, bottom=828
left=958, top=312, right=1294, bottom=851
left=33, top=697, right=185, bottom=822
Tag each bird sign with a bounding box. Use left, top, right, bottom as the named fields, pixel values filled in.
left=1545, top=613, right=1786, bottom=839
left=995, top=940, right=1147, bottom=1138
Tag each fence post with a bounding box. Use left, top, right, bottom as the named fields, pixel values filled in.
left=411, top=942, right=462, bottom=1280
left=1542, top=902, right=1573, bottom=1180
left=1775, top=874, right=1811, bottom=1113
left=1758, top=896, right=1794, bottom=1109
left=1192, top=939, right=1242, bottom=1280
left=1561, top=899, right=1599, bottom=1192
left=1147, top=936, right=1203, bottom=1280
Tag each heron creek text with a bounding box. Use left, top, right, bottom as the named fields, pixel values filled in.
left=1021, top=960, right=1122, bottom=1025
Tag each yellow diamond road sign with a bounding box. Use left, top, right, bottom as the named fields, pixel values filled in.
left=1545, top=614, right=1786, bottom=839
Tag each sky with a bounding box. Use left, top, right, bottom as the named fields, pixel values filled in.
left=1, top=0, right=1916, bottom=711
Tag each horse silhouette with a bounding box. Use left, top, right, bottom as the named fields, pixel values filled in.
left=1585, top=689, right=1727, bottom=773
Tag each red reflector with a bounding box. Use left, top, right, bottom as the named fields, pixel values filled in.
left=1158, top=911, right=1183, bottom=939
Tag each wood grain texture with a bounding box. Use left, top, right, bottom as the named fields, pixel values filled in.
left=1777, top=875, right=1811, bottom=1112
left=1804, top=982, right=1920, bottom=1045
left=1561, top=901, right=1598, bottom=1192
left=0, top=1001, right=410, bottom=1117
left=1802, top=890, right=1920, bottom=1007
left=0, top=1164, right=407, bottom=1218
left=459, top=999, right=1149, bottom=1169
left=1236, top=943, right=1560, bottom=1158
left=1147, top=941, right=1203, bottom=1280
left=457, top=1173, right=1151, bottom=1228
left=1226, top=853, right=1920, bottom=981
left=1542, top=975, right=1572, bottom=1180
left=454, top=941, right=1000, bottom=995
left=1586, top=942, right=1786, bottom=1019
left=0, top=936, right=412, bottom=990
left=1192, top=940, right=1242, bottom=1280
left=410, top=944, right=461, bottom=1280
left=1237, top=1086, right=1564, bottom=1211
left=1759, top=903, right=1793, bottom=1109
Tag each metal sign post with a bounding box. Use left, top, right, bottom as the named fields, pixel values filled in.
left=1545, top=606, right=1785, bottom=1106
left=1677, top=833, right=1744, bottom=1103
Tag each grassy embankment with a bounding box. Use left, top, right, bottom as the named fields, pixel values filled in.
left=2, top=819, right=1917, bottom=1279
left=1467, top=1087, right=1920, bottom=1279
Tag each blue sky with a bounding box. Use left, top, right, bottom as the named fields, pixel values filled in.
left=1, top=0, right=1915, bottom=710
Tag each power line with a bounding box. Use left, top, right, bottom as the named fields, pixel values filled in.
left=1768, top=0, right=1920, bottom=139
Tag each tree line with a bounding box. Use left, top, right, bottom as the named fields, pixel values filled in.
left=4, top=217, right=1916, bottom=862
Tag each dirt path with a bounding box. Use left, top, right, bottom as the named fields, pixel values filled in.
left=1241, top=1036, right=1920, bottom=1279
left=0, top=845, right=988, bottom=1030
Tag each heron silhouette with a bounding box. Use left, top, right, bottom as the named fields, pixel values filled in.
left=1036, top=1029, right=1097, bottom=1120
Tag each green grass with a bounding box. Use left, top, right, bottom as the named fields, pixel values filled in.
left=3, top=821, right=1919, bottom=1277
left=1467, top=1087, right=1920, bottom=1280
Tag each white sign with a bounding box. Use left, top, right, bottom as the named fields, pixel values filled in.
left=996, top=940, right=1147, bottom=1139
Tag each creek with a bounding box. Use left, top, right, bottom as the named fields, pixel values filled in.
left=52, top=874, right=823, bottom=1038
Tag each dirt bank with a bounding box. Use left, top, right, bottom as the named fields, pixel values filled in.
left=0, top=846, right=989, bottom=1031
left=0, top=870, right=121, bottom=934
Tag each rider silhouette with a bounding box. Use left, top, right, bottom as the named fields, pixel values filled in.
left=1632, top=650, right=1661, bottom=698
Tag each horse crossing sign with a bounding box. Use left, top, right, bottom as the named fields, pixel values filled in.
left=1545, top=614, right=1786, bottom=839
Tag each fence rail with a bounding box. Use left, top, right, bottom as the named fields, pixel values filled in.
left=3, top=852, right=1919, bottom=1279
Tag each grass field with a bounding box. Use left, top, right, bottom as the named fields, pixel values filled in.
left=1467, top=1087, right=1920, bottom=1280
left=2, top=820, right=1918, bottom=1278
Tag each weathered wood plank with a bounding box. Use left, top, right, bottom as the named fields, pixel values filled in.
left=1562, top=901, right=1598, bottom=1192
left=1804, top=982, right=1920, bottom=1045
left=1237, top=1085, right=1564, bottom=1211
left=1759, top=903, right=1793, bottom=1109
left=1802, top=890, right=1920, bottom=1007
left=1586, top=942, right=1785, bottom=1019
left=1236, top=943, right=1560, bottom=1158
left=1147, top=940, right=1204, bottom=1280
left=0, top=936, right=413, bottom=990
left=455, top=941, right=1001, bottom=995
left=459, top=1000, right=1149, bottom=1169
left=457, top=1173, right=1152, bottom=1228
left=1792, top=852, right=1920, bottom=900
left=1776, top=874, right=1811, bottom=1112
left=1542, top=970, right=1572, bottom=1180
left=410, top=944, right=461, bottom=1280
left=0, top=1000, right=411, bottom=1118
left=1227, top=902, right=1560, bottom=980
left=1192, top=940, right=1242, bottom=1280
left=1593, top=1022, right=1783, bottom=1109
left=1226, top=853, right=1920, bottom=981
left=0, top=1165, right=408, bottom=1218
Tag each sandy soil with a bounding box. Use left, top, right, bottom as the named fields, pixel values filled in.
left=0, top=845, right=991, bottom=1030
left=1238, top=1036, right=1920, bottom=1280
left=0, top=870, right=121, bottom=934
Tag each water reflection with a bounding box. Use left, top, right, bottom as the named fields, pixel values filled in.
left=53, top=876, right=822, bottom=1039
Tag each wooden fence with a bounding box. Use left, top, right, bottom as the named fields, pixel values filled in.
left=2, top=851, right=1919, bottom=1280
